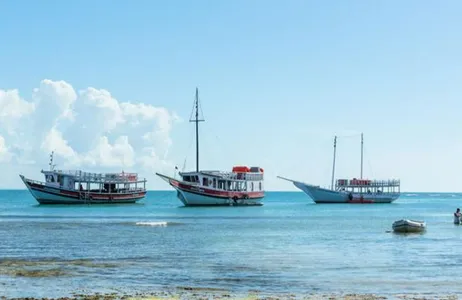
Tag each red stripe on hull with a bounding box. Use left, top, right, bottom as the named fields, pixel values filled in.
left=26, top=180, right=146, bottom=200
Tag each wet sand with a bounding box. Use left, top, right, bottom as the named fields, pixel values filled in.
left=0, top=259, right=459, bottom=299
left=0, top=288, right=460, bottom=300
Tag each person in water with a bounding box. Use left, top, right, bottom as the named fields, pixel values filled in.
left=454, top=208, right=461, bottom=224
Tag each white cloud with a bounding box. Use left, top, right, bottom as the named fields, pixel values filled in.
left=79, top=87, right=125, bottom=131
left=41, top=127, right=79, bottom=164
left=0, top=136, right=12, bottom=162
left=83, top=136, right=135, bottom=168
left=32, top=79, right=77, bottom=123
left=0, top=89, right=35, bottom=134
left=0, top=79, right=180, bottom=188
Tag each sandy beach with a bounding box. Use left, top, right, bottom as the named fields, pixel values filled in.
left=1, top=287, right=460, bottom=300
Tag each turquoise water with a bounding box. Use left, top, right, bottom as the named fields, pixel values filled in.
left=1, top=190, right=462, bottom=297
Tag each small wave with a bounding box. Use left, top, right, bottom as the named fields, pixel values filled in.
left=135, top=221, right=168, bottom=227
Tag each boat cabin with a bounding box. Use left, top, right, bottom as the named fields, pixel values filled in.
left=335, top=178, right=400, bottom=195
left=40, top=169, right=146, bottom=194
left=179, top=166, right=264, bottom=192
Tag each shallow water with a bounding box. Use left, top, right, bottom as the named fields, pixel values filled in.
left=1, top=190, right=462, bottom=297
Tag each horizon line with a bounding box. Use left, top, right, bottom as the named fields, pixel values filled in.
left=0, top=189, right=458, bottom=193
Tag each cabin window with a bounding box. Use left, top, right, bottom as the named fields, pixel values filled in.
left=202, top=177, right=208, bottom=186
left=227, top=181, right=231, bottom=191
left=213, top=178, right=216, bottom=188
left=218, top=180, right=224, bottom=190
left=259, top=182, right=262, bottom=191
left=251, top=182, right=254, bottom=192
left=183, top=176, right=190, bottom=182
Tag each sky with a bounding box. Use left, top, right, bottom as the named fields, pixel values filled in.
left=0, top=0, right=461, bottom=192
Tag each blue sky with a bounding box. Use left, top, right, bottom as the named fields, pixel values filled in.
left=0, top=0, right=461, bottom=191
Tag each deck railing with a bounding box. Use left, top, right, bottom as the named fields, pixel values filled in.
left=26, top=177, right=146, bottom=194
left=42, top=170, right=146, bottom=183
left=201, top=171, right=264, bottom=181
left=336, top=179, right=400, bottom=187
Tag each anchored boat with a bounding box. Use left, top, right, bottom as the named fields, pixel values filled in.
left=392, top=219, right=426, bottom=233
left=156, top=88, right=265, bottom=206
left=278, top=134, right=400, bottom=204
left=20, top=152, right=147, bottom=204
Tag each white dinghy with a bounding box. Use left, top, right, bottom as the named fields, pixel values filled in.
left=392, top=219, right=426, bottom=233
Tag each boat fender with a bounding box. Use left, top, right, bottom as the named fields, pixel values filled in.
left=348, top=193, right=353, bottom=201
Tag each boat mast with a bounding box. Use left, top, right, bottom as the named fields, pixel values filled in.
left=360, top=133, right=363, bottom=179
left=331, top=136, right=337, bottom=190
left=49, top=151, right=54, bottom=171
left=189, top=88, right=204, bottom=173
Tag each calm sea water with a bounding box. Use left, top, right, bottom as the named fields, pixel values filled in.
left=1, top=190, right=462, bottom=298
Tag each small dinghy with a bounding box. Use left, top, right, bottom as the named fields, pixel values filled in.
left=392, top=219, right=426, bottom=233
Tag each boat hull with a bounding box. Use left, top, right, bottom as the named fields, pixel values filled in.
left=293, top=181, right=399, bottom=204
left=20, top=175, right=146, bottom=204
left=392, top=219, right=426, bottom=233
left=176, top=189, right=263, bottom=206
left=156, top=173, right=264, bottom=206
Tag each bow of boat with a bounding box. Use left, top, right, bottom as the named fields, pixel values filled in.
left=155, top=172, right=181, bottom=188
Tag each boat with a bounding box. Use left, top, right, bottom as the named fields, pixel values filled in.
left=278, top=134, right=400, bottom=204
left=155, top=88, right=265, bottom=206
left=19, top=152, right=147, bottom=204
left=392, top=219, right=426, bottom=233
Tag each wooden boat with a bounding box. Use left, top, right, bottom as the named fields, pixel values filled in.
left=278, top=134, right=400, bottom=204
left=20, top=152, right=147, bottom=204
left=392, top=219, right=426, bottom=233
left=156, top=88, right=265, bottom=206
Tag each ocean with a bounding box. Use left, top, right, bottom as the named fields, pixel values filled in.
left=1, top=190, right=462, bottom=298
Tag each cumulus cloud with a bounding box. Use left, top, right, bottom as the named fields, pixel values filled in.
left=0, top=89, right=35, bottom=134
left=0, top=79, right=180, bottom=187
left=0, top=136, right=12, bottom=162
left=41, top=126, right=79, bottom=164
left=83, top=136, right=135, bottom=168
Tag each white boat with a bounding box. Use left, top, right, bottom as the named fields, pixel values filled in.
left=392, top=219, right=426, bottom=233
left=156, top=88, right=265, bottom=206
left=20, top=152, right=147, bottom=204
left=278, top=134, right=400, bottom=204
